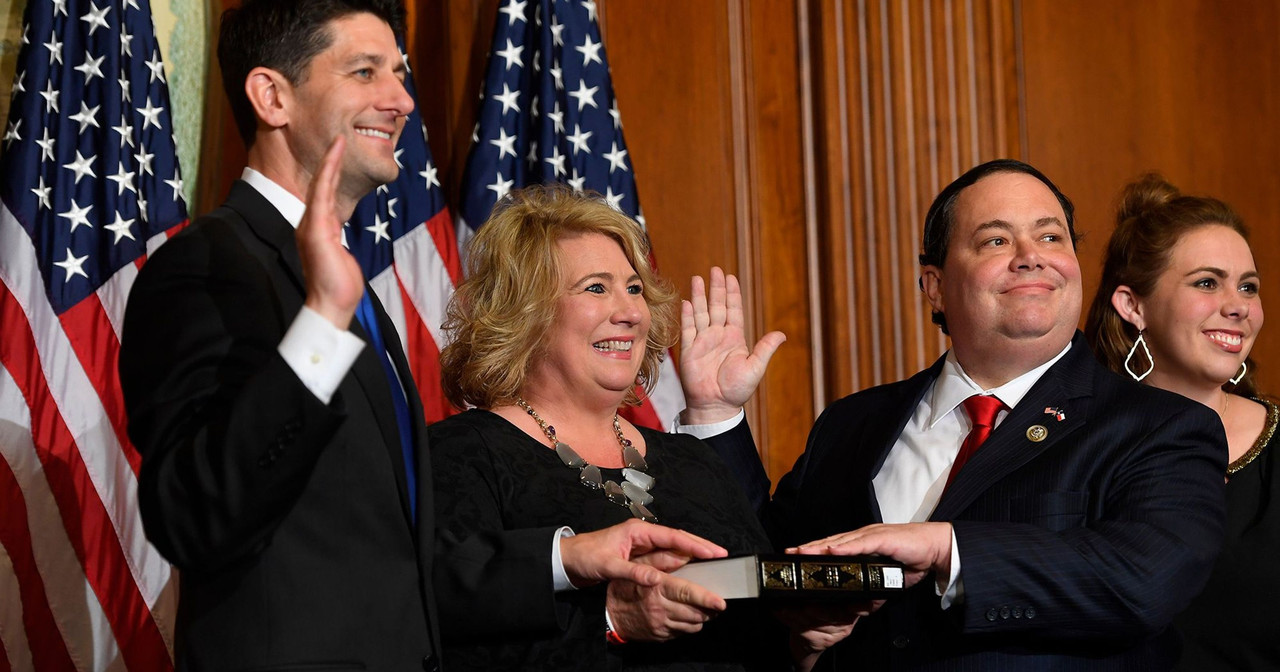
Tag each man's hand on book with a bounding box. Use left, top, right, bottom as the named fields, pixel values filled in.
left=792, top=522, right=952, bottom=592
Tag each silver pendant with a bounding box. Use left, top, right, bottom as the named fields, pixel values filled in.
left=629, top=501, right=658, bottom=523
left=555, top=441, right=586, bottom=468
left=621, top=480, right=654, bottom=506
left=579, top=464, right=603, bottom=489
left=604, top=480, right=628, bottom=506
left=623, top=445, right=648, bottom=470
left=622, top=467, right=654, bottom=491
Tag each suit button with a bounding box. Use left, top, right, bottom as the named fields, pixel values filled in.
left=999, top=606, right=1010, bottom=620
left=891, top=635, right=909, bottom=649
left=1012, top=606, right=1023, bottom=619
left=422, top=654, right=439, bottom=671
left=985, top=608, right=998, bottom=622
left=1025, top=607, right=1037, bottom=619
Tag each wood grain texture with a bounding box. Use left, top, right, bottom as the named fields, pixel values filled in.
left=191, top=0, right=1280, bottom=486
left=809, top=0, right=1021, bottom=406
left=1020, top=0, right=1280, bottom=392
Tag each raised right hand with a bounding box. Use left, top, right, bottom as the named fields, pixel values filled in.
left=298, top=136, right=365, bottom=330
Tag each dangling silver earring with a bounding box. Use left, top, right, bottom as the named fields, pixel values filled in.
left=1230, top=361, right=1247, bottom=386
left=1124, top=332, right=1154, bottom=381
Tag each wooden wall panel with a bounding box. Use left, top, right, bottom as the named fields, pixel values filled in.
left=602, top=1, right=812, bottom=477
left=408, top=1, right=814, bottom=476
left=193, top=0, right=1280, bottom=488
left=1020, top=0, right=1280, bottom=391
left=809, top=0, right=1022, bottom=405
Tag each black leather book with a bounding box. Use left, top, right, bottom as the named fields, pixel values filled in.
left=670, top=554, right=907, bottom=601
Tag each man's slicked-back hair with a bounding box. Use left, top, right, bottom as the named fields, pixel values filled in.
left=919, top=158, right=1078, bottom=334
left=217, top=0, right=406, bottom=148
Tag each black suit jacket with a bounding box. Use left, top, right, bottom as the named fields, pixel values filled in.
left=710, top=334, right=1227, bottom=671
left=121, top=181, right=444, bottom=671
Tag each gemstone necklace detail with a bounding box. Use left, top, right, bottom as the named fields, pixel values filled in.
left=516, top=397, right=658, bottom=523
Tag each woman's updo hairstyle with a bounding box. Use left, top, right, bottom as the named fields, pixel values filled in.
left=1085, top=173, right=1256, bottom=395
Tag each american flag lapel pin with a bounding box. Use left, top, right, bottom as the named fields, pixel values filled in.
left=1044, top=407, right=1066, bottom=422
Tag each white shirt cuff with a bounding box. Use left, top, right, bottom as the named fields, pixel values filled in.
left=938, top=526, right=963, bottom=609
left=670, top=409, right=746, bottom=439
left=277, top=306, right=365, bottom=405
left=552, top=526, right=576, bottom=592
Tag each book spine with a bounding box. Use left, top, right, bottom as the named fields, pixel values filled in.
left=758, top=558, right=905, bottom=597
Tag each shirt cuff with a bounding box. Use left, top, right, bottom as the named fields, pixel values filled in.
left=278, top=306, right=365, bottom=405
left=552, top=526, right=577, bottom=592
left=670, top=409, right=746, bottom=439
left=938, top=526, right=963, bottom=609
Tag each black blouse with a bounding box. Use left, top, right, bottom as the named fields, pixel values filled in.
left=429, top=409, right=785, bottom=671
left=1174, top=397, right=1280, bottom=671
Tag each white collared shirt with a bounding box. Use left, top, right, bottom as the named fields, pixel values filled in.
left=243, top=169, right=577, bottom=590
left=874, top=341, right=1072, bottom=605
left=242, top=168, right=366, bottom=405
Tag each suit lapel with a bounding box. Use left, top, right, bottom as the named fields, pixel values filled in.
left=226, top=181, right=307, bottom=296
left=225, top=180, right=417, bottom=527
left=862, top=361, right=946, bottom=523
left=931, top=334, right=1096, bottom=520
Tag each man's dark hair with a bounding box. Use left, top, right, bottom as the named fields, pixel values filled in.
left=919, top=158, right=1078, bottom=334
left=217, top=0, right=406, bottom=148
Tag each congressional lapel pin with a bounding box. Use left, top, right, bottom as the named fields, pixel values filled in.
left=1043, top=407, right=1066, bottom=422
left=1026, top=425, right=1048, bottom=442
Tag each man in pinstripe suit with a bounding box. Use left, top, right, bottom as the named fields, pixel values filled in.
left=690, top=159, right=1226, bottom=670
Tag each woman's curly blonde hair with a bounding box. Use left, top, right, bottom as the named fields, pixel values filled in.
left=440, top=184, right=678, bottom=410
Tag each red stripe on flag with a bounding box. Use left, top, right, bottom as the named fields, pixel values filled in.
left=0, top=283, right=173, bottom=671
left=59, top=294, right=141, bottom=476
left=396, top=279, right=456, bottom=423
left=0, top=454, right=77, bottom=671
left=619, top=387, right=664, bottom=430
left=135, top=220, right=190, bottom=270
left=425, top=207, right=463, bottom=288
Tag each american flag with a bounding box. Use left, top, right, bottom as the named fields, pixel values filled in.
left=345, top=40, right=462, bottom=424
left=457, top=0, right=685, bottom=429
left=0, top=0, right=185, bottom=668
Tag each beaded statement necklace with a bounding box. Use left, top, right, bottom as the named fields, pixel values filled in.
left=516, top=398, right=658, bottom=523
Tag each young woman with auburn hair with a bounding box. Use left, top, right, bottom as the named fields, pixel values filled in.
left=1085, top=174, right=1275, bottom=671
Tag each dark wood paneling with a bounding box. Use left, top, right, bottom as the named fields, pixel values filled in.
left=196, top=0, right=1280, bottom=486
left=1020, top=0, right=1280, bottom=390
left=602, top=1, right=813, bottom=476
left=810, top=0, right=1022, bottom=409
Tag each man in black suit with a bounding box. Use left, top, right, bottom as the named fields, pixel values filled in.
left=682, top=160, right=1226, bottom=670
left=120, top=2, right=724, bottom=669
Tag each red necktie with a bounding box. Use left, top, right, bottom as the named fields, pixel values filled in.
left=944, top=395, right=1007, bottom=491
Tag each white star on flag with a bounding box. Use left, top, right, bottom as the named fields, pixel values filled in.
left=53, top=248, right=90, bottom=281
left=569, top=79, right=598, bottom=111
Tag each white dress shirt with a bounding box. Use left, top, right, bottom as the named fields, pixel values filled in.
left=241, top=169, right=578, bottom=590
left=242, top=168, right=366, bottom=404
left=874, top=342, right=1071, bottom=605
left=676, top=342, right=1072, bottom=607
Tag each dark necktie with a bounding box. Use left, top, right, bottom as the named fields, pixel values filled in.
left=944, top=394, right=1007, bottom=492
left=354, top=290, right=417, bottom=522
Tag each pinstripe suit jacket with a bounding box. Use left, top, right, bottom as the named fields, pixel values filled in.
left=712, top=332, right=1227, bottom=671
